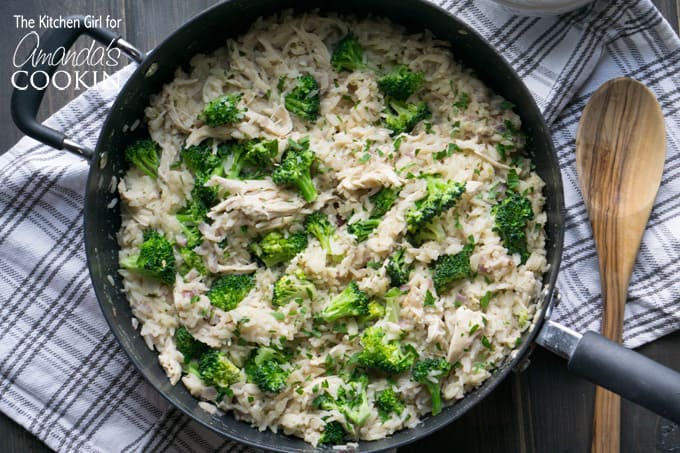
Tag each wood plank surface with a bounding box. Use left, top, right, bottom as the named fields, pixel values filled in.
left=0, top=1, right=679, bottom=452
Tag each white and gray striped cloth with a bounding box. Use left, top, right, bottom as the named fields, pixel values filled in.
left=1, top=0, right=679, bottom=451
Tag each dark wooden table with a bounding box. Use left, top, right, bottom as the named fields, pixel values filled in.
left=2, top=1, right=680, bottom=452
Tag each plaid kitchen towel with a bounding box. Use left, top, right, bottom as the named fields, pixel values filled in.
left=1, top=0, right=679, bottom=451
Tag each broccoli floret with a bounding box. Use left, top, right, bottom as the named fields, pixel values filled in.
left=240, top=138, right=278, bottom=178
left=364, top=300, right=386, bottom=321
left=409, top=219, right=447, bottom=246
left=383, top=287, right=403, bottom=324
left=193, top=176, right=220, bottom=208
left=214, top=141, right=246, bottom=179
left=386, top=247, right=412, bottom=287
left=175, top=174, right=217, bottom=245
left=411, top=358, right=452, bottom=416
left=347, top=187, right=400, bottom=243
left=321, top=281, right=369, bottom=322
left=199, top=93, right=245, bottom=127
left=244, top=347, right=291, bottom=393
left=207, top=274, right=254, bottom=311
left=313, top=375, right=371, bottom=434
left=319, top=421, right=346, bottom=445
left=176, top=143, right=223, bottom=235
left=406, top=176, right=465, bottom=237
left=431, top=240, right=474, bottom=294
left=272, top=137, right=318, bottom=202
left=174, top=326, right=208, bottom=362
left=120, top=230, right=176, bottom=284
left=197, top=349, right=241, bottom=389
left=369, top=187, right=401, bottom=218
left=347, top=218, right=380, bottom=242
left=492, top=192, right=534, bottom=264
left=245, top=138, right=278, bottom=165
left=284, top=75, right=320, bottom=121
left=305, top=212, right=338, bottom=256
left=178, top=248, right=207, bottom=276
left=125, top=139, right=161, bottom=179
left=175, top=193, right=209, bottom=226
left=176, top=197, right=207, bottom=250
left=357, top=325, right=416, bottom=374
left=272, top=269, right=317, bottom=307
left=384, top=99, right=430, bottom=135
left=181, top=162, right=221, bottom=211
left=178, top=222, right=203, bottom=250
left=180, top=143, right=223, bottom=177
left=375, top=387, right=405, bottom=421
left=220, top=139, right=278, bottom=179
left=249, top=230, right=308, bottom=268
left=312, top=392, right=335, bottom=411
left=331, top=34, right=365, bottom=72
left=358, top=299, right=386, bottom=324
left=377, top=65, right=424, bottom=101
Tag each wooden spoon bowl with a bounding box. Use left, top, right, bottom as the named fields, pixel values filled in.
left=576, top=77, right=666, bottom=453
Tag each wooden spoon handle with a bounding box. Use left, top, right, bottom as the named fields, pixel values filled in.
left=589, top=256, right=628, bottom=452
left=590, top=234, right=629, bottom=453
left=592, top=387, right=621, bottom=453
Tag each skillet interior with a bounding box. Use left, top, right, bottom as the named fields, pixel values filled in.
left=84, top=1, right=564, bottom=451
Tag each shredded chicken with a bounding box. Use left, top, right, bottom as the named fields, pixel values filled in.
left=245, top=106, right=293, bottom=136
left=185, top=125, right=235, bottom=147
left=206, top=260, right=259, bottom=274
left=366, top=190, right=422, bottom=254
left=206, top=177, right=304, bottom=229
left=459, top=140, right=511, bottom=169
left=336, top=163, right=403, bottom=196
left=158, top=342, right=183, bottom=385
left=445, top=307, right=485, bottom=363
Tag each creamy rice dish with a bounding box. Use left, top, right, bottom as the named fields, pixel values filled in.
left=117, top=12, right=547, bottom=447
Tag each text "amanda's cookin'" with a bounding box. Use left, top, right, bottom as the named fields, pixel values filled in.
left=11, top=14, right=124, bottom=91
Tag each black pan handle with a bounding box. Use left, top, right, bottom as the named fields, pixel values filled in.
left=568, top=331, right=680, bottom=423
left=10, top=15, right=145, bottom=159
left=537, top=319, right=680, bottom=423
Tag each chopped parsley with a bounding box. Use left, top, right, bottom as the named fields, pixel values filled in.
left=481, top=336, right=493, bottom=349
left=480, top=291, right=493, bottom=310
left=507, top=168, right=519, bottom=191
left=394, top=136, right=403, bottom=151
left=397, top=162, right=418, bottom=175
left=424, top=290, right=436, bottom=307
left=504, top=119, right=520, bottom=135
left=450, top=120, right=461, bottom=138
left=496, top=143, right=509, bottom=160
left=271, top=311, right=285, bottom=321
left=433, top=143, right=460, bottom=161
left=332, top=323, right=348, bottom=334
left=454, top=92, right=470, bottom=110
left=499, top=100, right=515, bottom=110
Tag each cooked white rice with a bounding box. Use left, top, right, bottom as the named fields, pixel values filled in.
left=117, top=11, right=547, bottom=447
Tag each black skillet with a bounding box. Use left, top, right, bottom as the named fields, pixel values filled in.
left=11, top=1, right=680, bottom=451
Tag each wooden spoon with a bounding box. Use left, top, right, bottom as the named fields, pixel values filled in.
left=576, top=77, right=666, bottom=453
